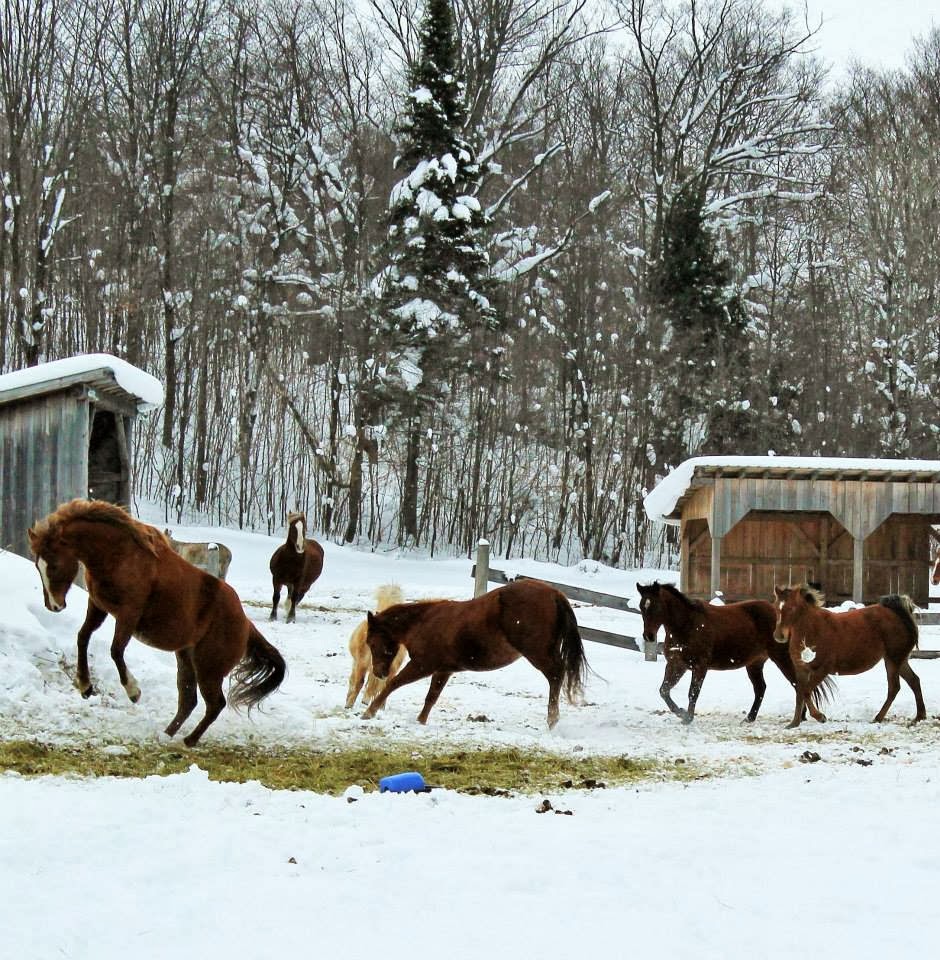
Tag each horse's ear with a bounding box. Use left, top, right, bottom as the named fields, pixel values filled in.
left=367, top=611, right=376, bottom=627
left=774, top=585, right=784, bottom=599
left=27, top=527, right=37, bottom=548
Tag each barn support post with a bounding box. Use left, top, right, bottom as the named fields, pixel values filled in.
left=710, top=535, right=722, bottom=598
left=852, top=536, right=864, bottom=603
left=679, top=520, right=690, bottom=593
left=474, top=539, right=490, bottom=597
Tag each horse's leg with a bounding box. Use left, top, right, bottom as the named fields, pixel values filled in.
left=684, top=663, right=708, bottom=724
left=109, top=620, right=142, bottom=703
left=659, top=658, right=689, bottom=720
left=417, top=671, right=452, bottom=724
left=286, top=588, right=300, bottom=624
left=75, top=599, right=107, bottom=698
left=898, top=660, right=927, bottom=722
left=361, top=659, right=433, bottom=719
left=345, top=656, right=368, bottom=709
left=270, top=580, right=281, bottom=620
left=182, top=647, right=227, bottom=747
left=744, top=661, right=767, bottom=722
left=873, top=658, right=902, bottom=722
left=165, top=648, right=198, bottom=737
left=786, top=687, right=806, bottom=728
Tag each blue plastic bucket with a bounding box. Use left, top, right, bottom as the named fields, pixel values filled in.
left=378, top=771, right=428, bottom=793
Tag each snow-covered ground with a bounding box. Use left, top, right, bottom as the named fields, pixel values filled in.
left=3, top=516, right=940, bottom=958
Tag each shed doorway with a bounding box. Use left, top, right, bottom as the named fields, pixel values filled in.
left=88, top=408, right=131, bottom=506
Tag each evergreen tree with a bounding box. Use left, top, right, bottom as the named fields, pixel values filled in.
left=373, top=0, right=493, bottom=543
left=650, top=185, right=756, bottom=463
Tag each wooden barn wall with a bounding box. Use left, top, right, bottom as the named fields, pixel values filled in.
left=0, top=395, right=89, bottom=559
left=688, top=510, right=933, bottom=605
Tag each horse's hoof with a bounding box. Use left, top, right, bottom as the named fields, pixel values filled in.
left=786, top=721, right=801, bottom=729
left=681, top=714, right=694, bottom=725
left=744, top=715, right=757, bottom=723
left=164, top=724, right=179, bottom=738
left=78, top=684, right=95, bottom=699
left=182, top=733, right=201, bottom=747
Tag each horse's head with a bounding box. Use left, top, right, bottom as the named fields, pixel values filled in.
left=27, top=522, right=80, bottom=612
left=366, top=611, right=401, bottom=679
left=286, top=512, right=307, bottom=554
left=637, top=582, right=667, bottom=647
left=773, top=584, right=822, bottom=643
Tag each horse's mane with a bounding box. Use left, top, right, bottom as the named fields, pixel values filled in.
left=795, top=582, right=826, bottom=606
left=374, top=583, right=404, bottom=612
left=657, top=581, right=706, bottom=612
left=375, top=598, right=447, bottom=631
left=287, top=511, right=306, bottom=525
left=35, top=499, right=163, bottom=556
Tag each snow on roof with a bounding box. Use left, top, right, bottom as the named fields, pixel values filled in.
left=0, top=353, right=164, bottom=411
left=644, top=455, right=940, bottom=525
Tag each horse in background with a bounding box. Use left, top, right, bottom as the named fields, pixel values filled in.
left=637, top=581, right=800, bottom=724
left=361, top=579, right=589, bottom=728
left=932, top=548, right=940, bottom=587
left=774, top=584, right=925, bottom=728
left=269, top=511, right=324, bottom=622
left=28, top=499, right=285, bottom=746
left=345, top=584, right=406, bottom=709
left=164, top=529, right=232, bottom=580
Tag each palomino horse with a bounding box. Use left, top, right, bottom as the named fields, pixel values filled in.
left=774, top=584, right=925, bottom=728
left=164, top=529, right=232, bottom=580
left=345, top=584, right=406, bottom=709
left=269, top=512, right=324, bottom=622
left=28, top=499, right=286, bottom=745
left=637, top=582, right=799, bottom=723
left=361, top=579, right=589, bottom=728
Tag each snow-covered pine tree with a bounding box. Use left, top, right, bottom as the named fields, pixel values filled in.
left=373, top=0, right=494, bottom=544
left=650, top=184, right=756, bottom=462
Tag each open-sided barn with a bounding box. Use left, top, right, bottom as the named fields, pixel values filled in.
left=0, top=354, right=163, bottom=560
left=644, top=456, right=940, bottom=607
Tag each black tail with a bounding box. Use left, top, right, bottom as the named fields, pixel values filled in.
left=229, top=624, right=287, bottom=711
left=807, top=674, right=837, bottom=711
left=879, top=594, right=919, bottom=649
left=556, top=595, right=590, bottom=703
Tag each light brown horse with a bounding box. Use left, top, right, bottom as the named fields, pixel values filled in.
left=361, top=579, right=589, bottom=728
left=269, top=511, right=324, bottom=622
left=28, top=499, right=285, bottom=746
left=345, top=584, right=407, bottom=709
left=164, top=529, right=233, bottom=580
left=774, top=584, right=925, bottom=728
left=638, top=582, right=800, bottom=723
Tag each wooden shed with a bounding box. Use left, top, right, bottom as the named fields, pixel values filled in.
left=0, top=354, right=163, bottom=560
left=644, top=456, right=940, bottom=607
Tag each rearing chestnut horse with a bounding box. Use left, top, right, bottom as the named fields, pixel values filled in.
left=269, top=512, right=324, bottom=622
left=638, top=582, right=799, bottom=723
left=774, top=584, right=925, bottom=728
left=361, top=579, right=589, bottom=728
left=28, top=499, right=286, bottom=746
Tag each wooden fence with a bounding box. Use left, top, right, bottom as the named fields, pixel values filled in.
left=471, top=540, right=940, bottom=660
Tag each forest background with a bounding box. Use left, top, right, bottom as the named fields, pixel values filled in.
left=1, top=0, right=938, bottom=567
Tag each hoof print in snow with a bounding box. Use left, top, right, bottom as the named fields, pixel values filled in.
left=855, top=758, right=873, bottom=766
left=878, top=746, right=895, bottom=756
left=466, top=714, right=491, bottom=722
left=799, top=750, right=821, bottom=764
left=555, top=808, right=574, bottom=816
left=288, top=856, right=297, bottom=864
left=536, top=798, right=553, bottom=813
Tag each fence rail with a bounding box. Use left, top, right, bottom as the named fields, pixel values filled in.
left=471, top=541, right=940, bottom=660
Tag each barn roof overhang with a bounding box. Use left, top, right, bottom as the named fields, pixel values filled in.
left=645, top=456, right=940, bottom=525
left=0, top=355, right=164, bottom=415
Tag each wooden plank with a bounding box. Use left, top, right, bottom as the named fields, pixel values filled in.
left=578, top=625, right=654, bottom=653
left=471, top=565, right=642, bottom=614
left=911, top=650, right=940, bottom=659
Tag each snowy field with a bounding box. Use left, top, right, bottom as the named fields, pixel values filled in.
left=3, top=515, right=940, bottom=958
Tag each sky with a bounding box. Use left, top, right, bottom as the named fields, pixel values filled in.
left=803, top=0, right=939, bottom=76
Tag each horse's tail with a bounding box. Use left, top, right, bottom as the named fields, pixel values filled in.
left=879, top=593, right=919, bottom=649
left=229, top=624, right=287, bottom=711
left=556, top=594, right=590, bottom=703
left=807, top=674, right=837, bottom=711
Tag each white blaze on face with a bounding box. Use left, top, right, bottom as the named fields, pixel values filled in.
left=293, top=519, right=305, bottom=553
left=37, top=557, right=63, bottom=611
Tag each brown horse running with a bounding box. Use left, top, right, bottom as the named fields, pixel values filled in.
left=164, top=529, right=233, bottom=580
left=361, top=579, right=589, bottom=728
left=774, top=584, right=925, bottom=728
left=28, top=499, right=285, bottom=745
left=345, top=584, right=407, bottom=709
left=269, top=511, right=324, bottom=622
left=638, top=582, right=799, bottom=723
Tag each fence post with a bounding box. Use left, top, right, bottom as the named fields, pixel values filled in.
left=474, top=539, right=490, bottom=597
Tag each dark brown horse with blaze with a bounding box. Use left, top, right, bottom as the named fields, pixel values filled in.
left=774, top=584, right=925, bottom=728
left=637, top=582, right=799, bottom=723
left=269, top=511, right=324, bottom=622
left=28, top=499, right=286, bottom=745
left=361, top=579, right=589, bottom=728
